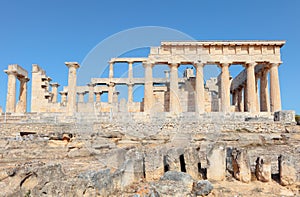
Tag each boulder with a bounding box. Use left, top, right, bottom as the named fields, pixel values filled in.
left=206, top=143, right=226, bottom=181
left=193, top=180, right=213, bottom=196
left=279, top=155, right=297, bottom=186
left=255, top=157, right=272, bottom=182
left=145, top=148, right=166, bottom=181
left=232, top=148, right=251, bottom=183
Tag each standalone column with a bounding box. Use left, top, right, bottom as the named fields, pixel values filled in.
left=128, top=83, right=133, bottom=103
left=50, top=83, right=60, bottom=103
left=260, top=69, right=270, bottom=112
left=232, top=90, right=237, bottom=106
left=169, top=63, right=180, bottom=113
left=220, top=63, right=230, bottom=112
left=16, top=77, right=29, bottom=113
left=108, top=82, right=114, bottom=103
left=237, top=88, right=244, bottom=112
left=109, top=61, right=114, bottom=78
left=65, top=62, right=80, bottom=116
left=77, top=92, right=85, bottom=103
left=244, top=84, right=248, bottom=112
left=95, top=92, right=101, bottom=102
left=194, top=63, right=205, bottom=113
left=87, top=83, right=95, bottom=103
left=5, top=71, right=16, bottom=113
left=143, top=62, right=154, bottom=113
left=269, top=63, right=281, bottom=112
left=246, top=62, right=257, bottom=113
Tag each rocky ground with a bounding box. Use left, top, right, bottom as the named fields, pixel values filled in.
left=0, top=119, right=299, bottom=196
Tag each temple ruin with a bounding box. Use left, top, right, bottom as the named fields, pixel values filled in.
left=2, top=40, right=286, bottom=117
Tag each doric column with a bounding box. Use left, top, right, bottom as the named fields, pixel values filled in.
left=5, top=71, right=17, bottom=113
left=143, top=62, right=154, bottom=113
left=169, top=63, right=180, bottom=113
left=246, top=62, right=257, bottom=113
left=60, top=92, right=67, bottom=104
left=50, top=83, right=60, bottom=103
left=255, top=75, right=260, bottom=112
left=232, top=90, right=237, bottom=106
left=128, top=61, right=133, bottom=81
left=65, top=62, right=80, bottom=116
left=128, top=83, right=133, bottom=103
left=244, top=84, right=248, bottom=112
left=109, top=61, right=114, bottom=78
left=260, top=69, right=270, bottom=112
left=220, top=63, right=231, bottom=112
left=77, top=92, right=85, bottom=103
left=108, top=82, right=115, bottom=103
left=94, top=92, right=101, bottom=102
left=237, top=88, right=244, bottom=112
left=194, top=62, right=205, bottom=113
left=16, top=77, right=29, bottom=113
left=87, top=83, right=95, bottom=103
left=269, top=63, right=281, bottom=112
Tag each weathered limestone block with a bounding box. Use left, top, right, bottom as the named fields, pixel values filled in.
left=165, top=148, right=184, bottom=172
left=184, top=147, right=200, bottom=180
left=232, top=148, right=251, bottom=183
left=145, top=148, right=165, bottom=181
left=274, top=110, right=296, bottom=124
left=255, top=156, right=272, bottom=182
left=279, top=155, right=296, bottom=186
left=206, top=143, right=226, bottom=181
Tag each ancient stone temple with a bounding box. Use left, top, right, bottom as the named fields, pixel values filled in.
left=2, top=40, right=286, bottom=117
left=0, top=40, right=299, bottom=196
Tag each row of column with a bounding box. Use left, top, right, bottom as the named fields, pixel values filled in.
left=232, top=63, right=281, bottom=113
left=143, top=62, right=281, bottom=114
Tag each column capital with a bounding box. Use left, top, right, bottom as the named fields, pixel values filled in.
left=59, top=91, right=68, bottom=95
left=127, top=83, right=134, bottom=86
left=65, top=62, right=80, bottom=69
left=219, top=62, right=231, bottom=68
left=244, top=62, right=258, bottom=68
left=94, top=91, right=102, bottom=94
left=19, top=77, right=30, bottom=83
left=4, top=70, right=17, bottom=75
left=269, top=62, right=281, bottom=68
left=142, top=62, right=153, bottom=68
left=87, top=82, right=96, bottom=87
left=107, top=82, right=115, bottom=87
left=50, top=82, right=60, bottom=88
left=168, top=63, right=179, bottom=68
left=194, top=62, right=205, bottom=68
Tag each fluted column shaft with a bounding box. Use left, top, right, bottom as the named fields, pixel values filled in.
left=88, top=83, right=95, bottom=103
left=50, top=83, right=59, bottom=103
left=77, top=92, right=85, bottom=103
left=169, top=63, right=180, bottom=113
left=65, top=62, right=80, bottom=116
left=6, top=72, right=16, bottom=113
left=237, top=88, right=244, bottom=112
left=128, top=83, right=133, bottom=103
left=95, top=92, right=101, bottom=102
left=109, top=62, right=114, bottom=78
left=244, top=84, right=248, bottom=112
left=246, top=63, right=257, bottom=113
left=143, top=62, right=153, bottom=112
left=195, top=63, right=205, bottom=113
left=108, top=82, right=114, bottom=103
left=220, top=63, right=230, bottom=112
left=270, top=63, right=281, bottom=112
left=17, top=77, right=28, bottom=113
left=260, top=69, right=270, bottom=112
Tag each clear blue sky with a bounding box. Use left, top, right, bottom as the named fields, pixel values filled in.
left=0, top=0, right=299, bottom=113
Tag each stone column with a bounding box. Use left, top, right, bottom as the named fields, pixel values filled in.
left=237, top=88, right=244, bottom=112
left=194, top=63, right=205, bottom=113
left=246, top=62, right=257, bottom=113
left=60, top=92, right=67, bottom=104
left=94, top=92, right=101, bottom=102
left=269, top=63, right=281, bottom=112
left=5, top=71, right=17, bottom=113
left=109, top=61, right=114, bottom=78
left=108, top=82, right=115, bottom=103
left=220, top=63, right=230, bottom=112
left=87, top=83, right=95, bottom=103
left=244, top=84, right=248, bottom=112
left=169, top=63, right=180, bottom=114
left=16, top=77, right=29, bottom=113
left=65, top=62, right=80, bottom=116
left=255, top=76, right=260, bottom=112
left=50, top=83, right=60, bottom=103
left=143, top=62, right=153, bottom=113
left=232, top=90, right=237, bottom=106
left=128, top=83, right=133, bottom=103
left=260, top=69, right=270, bottom=112
left=77, top=92, right=85, bottom=103
left=128, top=61, right=133, bottom=80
